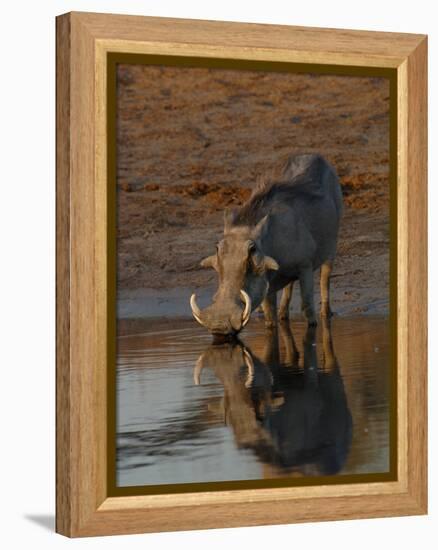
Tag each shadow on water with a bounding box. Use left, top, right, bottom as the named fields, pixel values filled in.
left=116, top=316, right=390, bottom=487
left=195, top=319, right=352, bottom=477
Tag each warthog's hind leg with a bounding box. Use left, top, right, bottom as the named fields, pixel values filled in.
left=320, top=260, right=334, bottom=318
left=321, top=316, right=336, bottom=372
left=262, top=292, right=278, bottom=329
left=299, top=267, right=317, bottom=326
left=278, top=281, right=294, bottom=320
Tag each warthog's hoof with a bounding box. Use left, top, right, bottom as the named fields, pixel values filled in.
left=320, top=302, right=334, bottom=318
left=303, top=310, right=317, bottom=326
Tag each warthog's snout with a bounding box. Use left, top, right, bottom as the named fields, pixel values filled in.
left=209, top=320, right=237, bottom=336
left=190, top=290, right=251, bottom=336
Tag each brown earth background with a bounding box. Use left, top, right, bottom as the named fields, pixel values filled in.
left=116, top=63, right=390, bottom=316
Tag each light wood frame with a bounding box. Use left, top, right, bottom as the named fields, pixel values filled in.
left=56, top=11, right=427, bottom=537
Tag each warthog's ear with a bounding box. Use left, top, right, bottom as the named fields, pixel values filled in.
left=250, top=252, right=279, bottom=274
left=263, top=256, right=279, bottom=271
left=252, top=215, right=270, bottom=241
left=224, top=209, right=237, bottom=233
left=200, top=255, right=218, bottom=270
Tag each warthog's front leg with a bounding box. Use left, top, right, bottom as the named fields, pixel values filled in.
left=320, top=260, right=333, bottom=318
left=299, top=267, right=317, bottom=326
left=279, top=281, right=294, bottom=320
left=261, top=291, right=277, bottom=329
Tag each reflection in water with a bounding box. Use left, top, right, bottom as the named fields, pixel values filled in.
left=116, top=317, right=390, bottom=487
left=194, top=320, right=352, bottom=477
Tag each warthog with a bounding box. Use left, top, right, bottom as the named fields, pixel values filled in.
left=190, top=153, right=343, bottom=336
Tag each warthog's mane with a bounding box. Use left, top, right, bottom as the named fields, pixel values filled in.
left=232, top=153, right=326, bottom=227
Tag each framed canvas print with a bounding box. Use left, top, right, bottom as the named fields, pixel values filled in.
left=56, top=12, right=427, bottom=537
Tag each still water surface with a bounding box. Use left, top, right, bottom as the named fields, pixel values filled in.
left=116, top=316, right=391, bottom=487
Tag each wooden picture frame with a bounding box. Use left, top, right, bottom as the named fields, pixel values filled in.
left=56, top=11, right=427, bottom=537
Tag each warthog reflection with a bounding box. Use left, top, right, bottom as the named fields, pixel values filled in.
left=194, top=318, right=352, bottom=476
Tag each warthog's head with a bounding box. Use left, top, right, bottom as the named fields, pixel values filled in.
left=190, top=212, right=279, bottom=337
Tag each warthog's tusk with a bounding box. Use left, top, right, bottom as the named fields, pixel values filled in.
left=243, top=348, right=255, bottom=388
left=190, top=293, right=206, bottom=327
left=193, top=355, right=205, bottom=385
left=240, top=290, right=252, bottom=328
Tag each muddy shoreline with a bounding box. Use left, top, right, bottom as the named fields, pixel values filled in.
left=117, top=206, right=390, bottom=320
left=117, top=279, right=389, bottom=320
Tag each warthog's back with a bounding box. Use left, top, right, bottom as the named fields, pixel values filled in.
left=282, top=153, right=343, bottom=217
left=233, top=153, right=343, bottom=275
left=234, top=153, right=342, bottom=227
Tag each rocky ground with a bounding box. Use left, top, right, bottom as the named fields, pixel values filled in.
left=116, top=63, right=391, bottom=317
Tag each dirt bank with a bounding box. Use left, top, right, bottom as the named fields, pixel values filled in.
left=116, top=64, right=390, bottom=317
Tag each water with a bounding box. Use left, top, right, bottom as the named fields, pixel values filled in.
left=116, top=316, right=391, bottom=487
